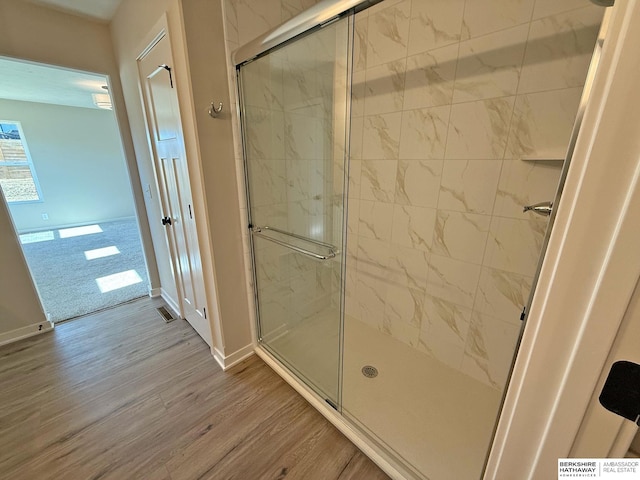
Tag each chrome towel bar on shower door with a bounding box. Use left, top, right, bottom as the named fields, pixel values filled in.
left=250, top=226, right=338, bottom=260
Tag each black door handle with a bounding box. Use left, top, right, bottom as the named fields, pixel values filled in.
left=161, top=216, right=172, bottom=226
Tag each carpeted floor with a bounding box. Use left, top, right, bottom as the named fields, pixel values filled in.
left=19, top=218, right=149, bottom=322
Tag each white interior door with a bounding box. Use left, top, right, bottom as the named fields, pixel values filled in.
left=138, top=33, right=211, bottom=346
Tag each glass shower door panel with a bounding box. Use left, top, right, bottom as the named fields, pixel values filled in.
left=239, top=18, right=350, bottom=404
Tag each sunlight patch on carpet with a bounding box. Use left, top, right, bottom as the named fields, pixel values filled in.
left=85, top=246, right=120, bottom=260
left=20, top=231, right=55, bottom=244
left=59, top=224, right=103, bottom=238
left=96, top=269, right=143, bottom=293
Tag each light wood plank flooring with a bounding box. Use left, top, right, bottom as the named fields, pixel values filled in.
left=0, top=297, right=389, bottom=480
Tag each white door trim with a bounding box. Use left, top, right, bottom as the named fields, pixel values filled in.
left=485, top=0, right=640, bottom=478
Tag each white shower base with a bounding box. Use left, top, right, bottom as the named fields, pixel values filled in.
left=269, top=314, right=502, bottom=479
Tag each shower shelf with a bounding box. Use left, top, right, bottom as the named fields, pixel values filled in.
left=251, top=226, right=338, bottom=261
left=520, top=156, right=565, bottom=162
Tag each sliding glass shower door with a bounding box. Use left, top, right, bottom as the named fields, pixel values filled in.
left=238, top=17, right=351, bottom=405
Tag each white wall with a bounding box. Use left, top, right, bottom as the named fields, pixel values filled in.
left=2, top=99, right=135, bottom=232
left=0, top=188, right=46, bottom=333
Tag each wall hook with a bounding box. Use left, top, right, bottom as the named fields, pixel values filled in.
left=208, top=101, right=223, bottom=118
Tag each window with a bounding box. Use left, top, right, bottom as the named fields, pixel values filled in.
left=0, top=122, right=42, bottom=203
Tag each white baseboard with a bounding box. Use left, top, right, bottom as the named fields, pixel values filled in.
left=0, top=321, right=54, bottom=347
left=212, top=343, right=255, bottom=371
left=149, top=287, right=162, bottom=297
left=160, top=289, right=181, bottom=319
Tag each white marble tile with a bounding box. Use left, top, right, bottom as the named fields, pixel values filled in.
left=423, top=293, right=472, bottom=348
left=358, top=200, right=394, bottom=242
left=222, top=0, right=239, bottom=44
left=249, top=158, right=287, bottom=207
left=385, top=284, right=425, bottom=329
left=348, top=159, right=362, bottom=199
left=407, top=0, right=465, bottom=55
left=286, top=157, right=310, bottom=203
left=235, top=0, right=283, bottom=45
left=281, top=0, right=319, bottom=21
left=475, top=266, right=532, bottom=321
left=395, top=159, right=443, bottom=208
left=354, top=16, right=369, bottom=72
left=380, top=298, right=420, bottom=348
left=356, top=273, right=388, bottom=331
left=360, top=159, right=398, bottom=202
left=461, top=0, right=535, bottom=40
left=427, top=254, right=481, bottom=308
left=399, top=106, right=450, bottom=159
left=438, top=160, right=503, bottom=214
left=391, top=205, right=436, bottom=252
left=366, top=0, right=412, bottom=67
left=284, top=112, right=323, bottom=160
left=282, top=67, right=322, bottom=113
left=350, top=115, right=364, bottom=160
left=506, top=88, right=583, bottom=159
left=404, top=44, right=458, bottom=109
left=493, top=159, right=562, bottom=218
left=432, top=210, right=491, bottom=264
left=483, top=215, right=547, bottom=277
left=532, top=0, right=601, bottom=20
left=453, top=25, right=529, bottom=103
left=345, top=265, right=359, bottom=319
left=244, top=107, right=285, bottom=160
left=241, top=58, right=285, bottom=111
left=461, top=311, right=522, bottom=390
left=368, top=0, right=405, bottom=15
left=388, top=245, right=430, bottom=290
left=356, top=235, right=392, bottom=278
left=352, top=70, right=366, bottom=118
left=445, top=97, right=515, bottom=159
left=518, top=6, right=603, bottom=93
left=252, top=203, right=288, bottom=231
left=347, top=198, right=360, bottom=237
left=362, top=112, right=402, bottom=160
left=364, top=59, right=407, bottom=115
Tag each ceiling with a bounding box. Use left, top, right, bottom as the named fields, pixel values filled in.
left=22, top=0, right=124, bottom=22
left=0, top=57, right=110, bottom=110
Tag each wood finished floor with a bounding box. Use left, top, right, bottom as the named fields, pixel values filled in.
left=0, top=297, right=389, bottom=480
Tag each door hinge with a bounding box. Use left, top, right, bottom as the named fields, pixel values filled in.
left=203, top=307, right=207, bottom=319
left=520, top=306, right=526, bottom=321
left=159, top=64, right=173, bottom=88
left=188, top=204, right=193, bottom=219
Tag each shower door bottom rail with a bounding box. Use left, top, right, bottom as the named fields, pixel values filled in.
left=250, top=225, right=338, bottom=261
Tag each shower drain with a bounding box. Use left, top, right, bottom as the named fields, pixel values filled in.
left=361, top=365, right=378, bottom=378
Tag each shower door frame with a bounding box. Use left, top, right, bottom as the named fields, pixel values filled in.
left=236, top=11, right=355, bottom=409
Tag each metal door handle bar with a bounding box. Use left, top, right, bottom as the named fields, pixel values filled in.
left=251, top=226, right=337, bottom=260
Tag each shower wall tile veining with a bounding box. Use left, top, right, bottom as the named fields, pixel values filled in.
left=347, top=0, right=602, bottom=390
left=225, top=0, right=603, bottom=479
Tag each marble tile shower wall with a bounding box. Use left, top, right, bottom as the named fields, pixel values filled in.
left=222, top=0, right=603, bottom=389
left=346, top=0, right=603, bottom=390
left=226, top=3, right=346, bottom=332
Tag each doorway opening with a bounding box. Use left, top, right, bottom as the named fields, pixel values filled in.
left=0, top=56, right=149, bottom=323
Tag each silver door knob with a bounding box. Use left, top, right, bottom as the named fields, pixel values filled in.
left=523, top=201, right=553, bottom=217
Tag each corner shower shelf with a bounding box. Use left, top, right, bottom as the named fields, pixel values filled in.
left=520, top=156, right=565, bottom=162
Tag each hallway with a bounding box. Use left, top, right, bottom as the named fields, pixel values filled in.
left=0, top=297, right=388, bottom=479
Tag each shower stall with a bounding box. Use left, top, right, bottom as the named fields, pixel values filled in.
left=233, top=0, right=606, bottom=478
